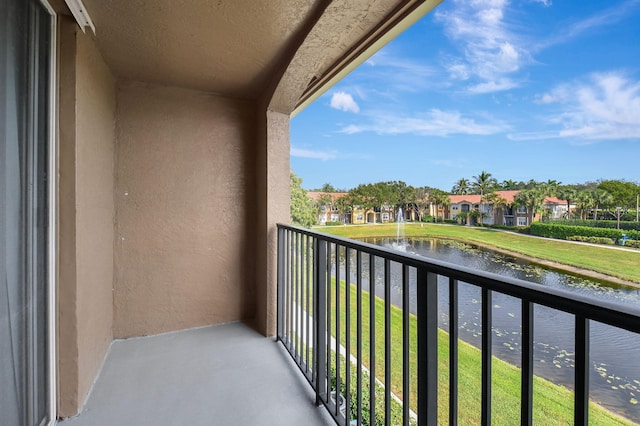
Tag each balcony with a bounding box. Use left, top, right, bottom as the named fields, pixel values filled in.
left=56, top=225, right=640, bottom=425
left=59, top=322, right=333, bottom=426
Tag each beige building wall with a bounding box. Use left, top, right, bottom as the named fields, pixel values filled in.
left=113, top=83, right=256, bottom=338
left=58, top=18, right=116, bottom=417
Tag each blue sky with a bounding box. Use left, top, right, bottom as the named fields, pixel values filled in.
left=290, top=0, right=640, bottom=191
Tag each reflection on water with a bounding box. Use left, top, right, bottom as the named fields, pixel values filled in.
left=336, top=237, right=640, bottom=423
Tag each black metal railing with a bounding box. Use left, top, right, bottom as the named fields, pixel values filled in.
left=276, top=224, right=640, bottom=426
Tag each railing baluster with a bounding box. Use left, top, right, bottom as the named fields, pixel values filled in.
left=326, top=243, right=332, bottom=408
left=300, top=234, right=306, bottom=371
left=521, top=300, right=533, bottom=426
left=345, top=247, right=352, bottom=425
left=417, top=268, right=438, bottom=426
left=305, top=235, right=311, bottom=376
left=385, top=258, right=391, bottom=426
left=287, top=230, right=292, bottom=349
left=369, top=255, right=376, bottom=426
left=336, top=244, right=341, bottom=418
left=449, top=278, right=459, bottom=426
left=356, top=250, right=363, bottom=426
left=402, top=265, right=410, bottom=426
left=277, top=227, right=284, bottom=341
left=575, top=315, right=590, bottom=426
left=294, top=232, right=299, bottom=359
left=315, top=238, right=327, bottom=406
left=482, top=287, right=493, bottom=426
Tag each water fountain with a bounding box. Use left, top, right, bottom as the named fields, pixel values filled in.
left=390, top=207, right=408, bottom=251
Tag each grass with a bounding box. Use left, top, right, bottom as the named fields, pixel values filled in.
left=327, top=278, right=635, bottom=425
left=318, top=223, right=640, bottom=284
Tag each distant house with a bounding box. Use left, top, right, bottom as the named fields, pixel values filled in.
left=307, top=192, right=348, bottom=224
left=447, top=190, right=570, bottom=226
left=307, top=192, right=399, bottom=225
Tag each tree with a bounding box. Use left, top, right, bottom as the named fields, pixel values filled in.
left=514, top=189, right=547, bottom=225
left=471, top=171, right=497, bottom=196
left=591, top=189, right=613, bottom=224
left=575, top=191, right=594, bottom=220
left=334, top=194, right=354, bottom=224
left=429, top=189, right=450, bottom=223
left=597, top=180, right=640, bottom=213
left=557, top=187, right=577, bottom=220
left=452, top=178, right=470, bottom=195
left=320, top=183, right=337, bottom=192
left=290, top=171, right=316, bottom=228
left=314, top=193, right=333, bottom=218
left=500, top=179, right=517, bottom=190
left=483, top=192, right=508, bottom=225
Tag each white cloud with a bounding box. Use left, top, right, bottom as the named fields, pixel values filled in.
left=339, top=109, right=508, bottom=137
left=538, top=1, right=640, bottom=49
left=330, top=91, right=360, bottom=113
left=532, top=0, right=552, bottom=7
left=290, top=147, right=337, bottom=161
left=509, top=72, right=640, bottom=142
left=434, top=0, right=531, bottom=94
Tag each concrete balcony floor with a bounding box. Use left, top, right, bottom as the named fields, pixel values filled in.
left=60, top=322, right=333, bottom=426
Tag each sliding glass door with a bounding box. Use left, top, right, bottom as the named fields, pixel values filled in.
left=1, top=0, right=55, bottom=424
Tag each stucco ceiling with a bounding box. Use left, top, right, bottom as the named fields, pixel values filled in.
left=81, top=0, right=320, bottom=98
left=79, top=0, right=436, bottom=103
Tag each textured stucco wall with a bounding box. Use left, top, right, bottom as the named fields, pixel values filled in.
left=254, top=108, right=290, bottom=336
left=58, top=18, right=116, bottom=417
left=114, top=83, right=256, bottom=338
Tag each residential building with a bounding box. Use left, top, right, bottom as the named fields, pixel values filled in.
left=307, top=191, right=348, bottom=224
left=448, top=190, right=570, bottom=226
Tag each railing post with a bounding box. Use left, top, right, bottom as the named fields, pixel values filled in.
left=277, top=226, right=285, bottom=341
left=315, top=237, right=328, bottom=406
left=481, top=288, right=492, bottom=426
left=417, top=268, right=438, bottom=426
left=575, top=315, right=589, bottom=426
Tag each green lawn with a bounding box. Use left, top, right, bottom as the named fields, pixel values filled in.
left=318, top=223, right=640, bottom=284
left=327, top=279, right=635, bottom=425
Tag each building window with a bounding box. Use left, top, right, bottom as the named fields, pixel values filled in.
left=356, top=214, right=363, bottom=221
left=517, top=206, right=527, bottom=214
left=517, top=217, right=528, bottom=226
left=452, top=205, right=459, bottom=211
left=331, top=214, right=339, bottom=222
left=382, top=213, right=389, bottom=221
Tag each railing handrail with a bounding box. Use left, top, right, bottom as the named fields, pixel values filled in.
left=277, top=223, right=640, bottom=334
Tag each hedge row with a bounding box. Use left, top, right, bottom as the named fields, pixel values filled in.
left=530, top=222, right=640, bottom=243
left=549, top=219, right=640, bottom=231
left=567, top=236, right=615, bottom=245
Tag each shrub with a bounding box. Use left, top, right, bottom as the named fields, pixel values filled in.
left=488, top=224, right=518, bottom=230
left=531, top=222, right=620, bottom=241
left=550, top=219, right=640, bottom=232
left=329, top=353, right=414, bottom=426
left=325, top=221, right=342, bottom=226
left=567, top=236, right=615, bottom=245
left=623, top=240, right=640, bottom=248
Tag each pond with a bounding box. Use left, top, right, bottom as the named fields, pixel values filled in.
left=352, top=237, right=640, bottom=423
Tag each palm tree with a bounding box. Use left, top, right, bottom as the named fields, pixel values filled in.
left=557, top=187, right=577, bottom=220
left=452, top=178, right=470, bottom=195
left=472, top=171, right=497, bottom=196
left=514, top=189, right=547, bottom=225
left=500, top=179, right=517, bottom=190
left=591, top=189, right=613, bottom=224
left=483, top=192, right=508, bottom=225
left=575, top=191, right=594, bottom=220
left=429, top=189, right=450, bottom=222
